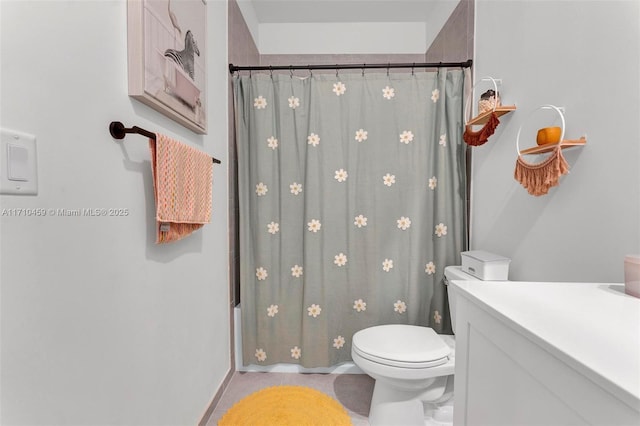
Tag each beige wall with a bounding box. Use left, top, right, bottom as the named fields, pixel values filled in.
left=228, top=0, right=259, bottom=309
left=425, top=0, right=474, bottom=64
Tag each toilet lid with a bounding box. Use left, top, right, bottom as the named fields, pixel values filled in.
left=352, top=325, right=450, bottom=368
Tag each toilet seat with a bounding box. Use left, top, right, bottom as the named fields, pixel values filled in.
left=352, top=324, right=451, bottom=369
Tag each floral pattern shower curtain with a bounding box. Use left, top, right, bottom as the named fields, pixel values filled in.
left=234, top=70, right=467, bottom=367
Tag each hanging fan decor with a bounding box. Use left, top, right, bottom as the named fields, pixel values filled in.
left=463, top=111, right=500, bottom=146
left=463, top=76, right=511, bottom=146
left=514, top=105, right=582, bottom=196
left=514, top=146, right=569, bottom=196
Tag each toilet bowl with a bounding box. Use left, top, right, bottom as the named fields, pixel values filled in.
left=351, top=265, right=484, bottom=426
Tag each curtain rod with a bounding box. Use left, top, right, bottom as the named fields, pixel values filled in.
left=229, top=60, right=472, bottom=74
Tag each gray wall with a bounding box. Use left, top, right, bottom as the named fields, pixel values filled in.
left=425, top=0, right=474, bottom=63
left=228, top=0, right=260, bottom=368
left=472, top=0, right=640, bottom=282
left=0, top=1, right=230, bottom=424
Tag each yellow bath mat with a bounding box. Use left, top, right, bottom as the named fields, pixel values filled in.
left=218, top=385, right=352, bottom=425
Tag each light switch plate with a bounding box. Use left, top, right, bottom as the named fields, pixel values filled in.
left=1, top=128, right=38, bottom=195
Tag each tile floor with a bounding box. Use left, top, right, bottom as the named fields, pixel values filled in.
left=207, top=372, right=375, bottom=425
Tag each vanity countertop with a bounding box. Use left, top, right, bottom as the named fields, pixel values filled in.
left=449, top=280, right=640, bottom=410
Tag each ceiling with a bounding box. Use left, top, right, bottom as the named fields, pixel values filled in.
left=247, top=0, right=460, bottom=24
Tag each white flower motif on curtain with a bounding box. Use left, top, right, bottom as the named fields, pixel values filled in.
left=255, top=182, right=268, bottom=196
left=425, top=261, right=436, bottom=275
left=382, top=86, right=395, bottom=100
left=267, top=222, right=279, bottom=234
left=397, top=216, right=411, bottom=230
left=235, top=70, right=466, bottom=367
left=429, top=177, right=438, bottom=190
left=394, top=300, right=407, bottom=314
left=255, top=348, right=267, bottom=362
left=355, top=129, right=368, bottom=142
left=382, top=259, right=394, bottom=272
left=307, top=133, right=320, bottom=146
left=254, top=96, right=267, bottom=109
left=291, top=265, right=303, bottom=278
left=307, top=304, right=322, bottom=317
left=431, top=89, right=440, bottom=103
left=383, top=173, right=396, bottom=187
left=334, top=169, right=348, bottom=182
left=256, top=267, right=268, bottom=281
left=291, top=346, right=302, bottom=359
left=334, top=253, right=348, bottom=267
left=290, top=182, right=302, bottom=195
left=288, top=96, right=300, bottom=109
left=399, top=130, right=414, bottom=144
left=353, top=299, right=367, bottom=312
left=307, top=219, right=321, bottom=233
left=267, top=136, right=278, bottom=149
left=267, top=305, right=278, bottom=317
left=354, top=215, right=368, bottom=228
left=333, top=82, right=346, bottom=96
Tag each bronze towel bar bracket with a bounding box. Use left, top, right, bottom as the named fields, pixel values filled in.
left=108, top=121, right=221, bottom=164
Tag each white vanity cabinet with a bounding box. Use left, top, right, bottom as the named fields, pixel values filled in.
left=449, top=281, right=640, bottom=425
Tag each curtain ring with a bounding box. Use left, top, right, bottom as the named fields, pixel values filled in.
left=387, top=63, right=390, bottom=77
left=249, top=69, right=252, bottom=78
left=362, top=64, right=365, bottom=77
left=269, top=66, right=273, bottom=79
left=412, top=62, right=415, bottom=76
left=289, top=65, right=293, bottom=78
left=336, top=65, right=339, bottom=78
left=309, top=67, right=313, bottom=77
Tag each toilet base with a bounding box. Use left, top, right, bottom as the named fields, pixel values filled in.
left=368, top=376, right=450, bottom=426
left=424, top=400, right=455, bottom=426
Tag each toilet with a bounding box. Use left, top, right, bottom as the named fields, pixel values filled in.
left=351, top=265, right=487, bottom=426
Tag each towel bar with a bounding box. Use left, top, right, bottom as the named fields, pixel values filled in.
left=109, top=121, right=221, bottom=164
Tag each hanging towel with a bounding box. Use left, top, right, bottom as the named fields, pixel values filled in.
left=149, top=133, right=213, bottom=243
left=514, top=145, right=569, bottom=196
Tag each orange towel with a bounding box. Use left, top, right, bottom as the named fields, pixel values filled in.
left=149, top=133, right=213, bottom=243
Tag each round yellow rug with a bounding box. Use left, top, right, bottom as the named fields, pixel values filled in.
left=218, top=385, right=352, bottom=425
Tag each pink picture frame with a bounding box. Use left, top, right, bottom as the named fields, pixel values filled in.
left=127, top=0, right=207, bottom=134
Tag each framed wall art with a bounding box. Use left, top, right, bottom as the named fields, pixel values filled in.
left=127, top=0, right=207, bottom=134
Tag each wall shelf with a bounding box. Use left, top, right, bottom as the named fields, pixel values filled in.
left=467, top=105, right=517, bottom=125
left=519, top=136, right=587, bottom=155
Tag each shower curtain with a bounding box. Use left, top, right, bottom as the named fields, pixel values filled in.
left=234, top=69, right=467, bottom=367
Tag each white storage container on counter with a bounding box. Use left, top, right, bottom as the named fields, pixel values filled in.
left=461, top=250, right=511, bottom=280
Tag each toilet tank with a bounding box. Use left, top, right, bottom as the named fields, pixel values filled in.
left=444, top=266, right=480, bottom=334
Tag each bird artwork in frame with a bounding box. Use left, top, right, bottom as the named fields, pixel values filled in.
left=127, top=0, right=207, bottom=134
